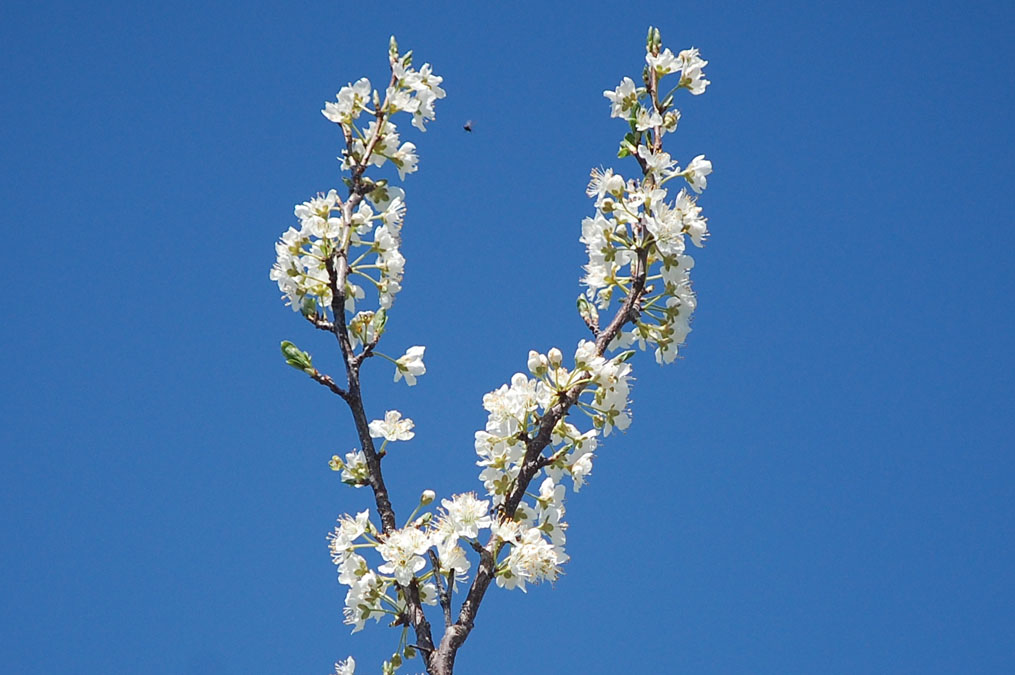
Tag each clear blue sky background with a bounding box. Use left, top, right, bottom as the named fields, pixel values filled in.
left=2, top=1, right=1013, bottom=673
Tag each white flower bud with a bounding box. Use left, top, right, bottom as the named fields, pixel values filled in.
left=420, top=489, right=436, bottom=505
left=527, top=350, right=548, bottom=375
left=547, top=347, right=563, bottom=367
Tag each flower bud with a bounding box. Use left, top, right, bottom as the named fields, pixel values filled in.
left=420, top=489, right=436, bottom=505
left=547, top=347, right=563, bottom=367
left=527, top=350, right=548, bottom=376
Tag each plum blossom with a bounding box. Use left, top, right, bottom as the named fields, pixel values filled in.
left=441, top=492, right=493, bottom=539
left=376, top=526, right=431, bottom=584
left=369, top=410, right=415, bottom=442
left=394, top=345, right=426, bottom=385
left=333, top=656, right=356, bottom=675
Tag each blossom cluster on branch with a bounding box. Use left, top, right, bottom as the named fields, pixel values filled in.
left=269, top=28, right=713, bottom=675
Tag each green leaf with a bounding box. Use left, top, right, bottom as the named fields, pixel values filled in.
left=280, top=340, right=314, bottom=374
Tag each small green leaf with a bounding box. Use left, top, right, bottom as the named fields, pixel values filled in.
left=280, top=340, right=314, bottom=374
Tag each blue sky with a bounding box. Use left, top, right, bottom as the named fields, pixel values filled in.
left=2, top=1, right=1014, bottom=673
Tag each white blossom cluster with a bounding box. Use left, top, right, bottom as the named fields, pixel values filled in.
left=326, top=492, right=500, bottom=631
left=269, top=186, right=408, bottom=316
left=592, top=42, right=712, bottom=365
left=270, top=38, right=443, bottom=386
left=470, top=340, right=634, bottom=590
left=284, top=29, right=714, bottom=674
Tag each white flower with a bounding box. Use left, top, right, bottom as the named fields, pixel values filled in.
left=678, top=48, right=710, bottom=95
left=337, top=552, right=368, bottom=586
left=323, top=78, right=372, bottom=123
left=644, top=200, right=686, bottom=257
left=634, top=105, right=663, bottom=132
left=436, top=539, right=471, bottom=577
left=637, top=145, right=676, bottom=176
left=603, top=77, right=638, bottom=118
left=369, top=410, right=415, bottom=442
left=334, top=656, right=356, bottom=675
left=441, top=492, right=492, bottom=539
left=394, top=345, right=426, bottom=385
left=391, top=142, right=419, bottom=179
left=647, top=48, right=680, bottom=76
left=376, top=527, right=431, bottom=585
left=568, top=447, right=595, bottom=491
left=328, top=510, right=372, bottom=564
left=338, top=449, right=370, bottom=486
left=681, top=154, right=712, bottom=193
left=491, top=518, right=522, bottom=545
left=674, top=189, right=709, bottom=247
left=496, top=527, right=568, bottom=592
left=343, top=571, right=386, bottom=632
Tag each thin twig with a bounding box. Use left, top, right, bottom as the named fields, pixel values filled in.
left=309, top=370, right=348, bottom=400
left=428, top=550, right=453, bottom=627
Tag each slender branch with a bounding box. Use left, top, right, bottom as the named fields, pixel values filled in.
left=431, top=239, right=652, bottom=670
left=323, top=60, right=443, bottom=674
left=309, top=370, right=349, bottom=400
left=428, top=551, right=453, bottom=627
left=303, top=312, right=335, bottom=332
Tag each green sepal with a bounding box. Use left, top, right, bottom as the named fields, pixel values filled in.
left=615, top=349, right=637, bottom=363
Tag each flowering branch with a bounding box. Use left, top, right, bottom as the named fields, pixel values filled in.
left=271, top=26, right=713, bottom=675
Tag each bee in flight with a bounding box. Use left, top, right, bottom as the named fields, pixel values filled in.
left=463, top=120, right=474, bottom=132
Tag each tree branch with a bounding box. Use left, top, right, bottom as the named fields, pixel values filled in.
left=309, top=370, right=349, bottom=401
left=428, top=551, right=453, bottom=627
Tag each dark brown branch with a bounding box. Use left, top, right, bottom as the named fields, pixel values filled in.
left=303, top=312, right=335, bottom=332
left=309, top=370, right=348, bottom=400
left=430, top=241, right=652, bottom=672
left=323, top=62, right=441, bottom=674
left=428, top=551, right=453, bottom=627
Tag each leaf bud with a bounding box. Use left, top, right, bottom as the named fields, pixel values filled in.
left=577, top=296, right=600, bottom=330
left=280, top=340, right=315, bottom=374
left=299, top=296, right=317, bottom=318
